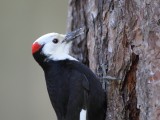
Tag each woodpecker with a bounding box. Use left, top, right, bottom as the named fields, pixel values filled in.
left=32, top=29, right=106, bottom=120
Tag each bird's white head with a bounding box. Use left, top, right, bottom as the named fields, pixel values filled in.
left=32, top=33, right=74, bottom=60
left=32, top=28, right=84, bottom=61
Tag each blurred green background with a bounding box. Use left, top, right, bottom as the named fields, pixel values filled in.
left=0, top=0, right=68, bottom=120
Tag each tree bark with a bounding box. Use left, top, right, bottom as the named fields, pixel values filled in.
left=67, top=0, right=160, bottom=120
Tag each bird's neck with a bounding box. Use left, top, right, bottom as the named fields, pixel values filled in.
left=48, top=53, right=78, bottom=61
left=32, top=50, right=49, bottom=69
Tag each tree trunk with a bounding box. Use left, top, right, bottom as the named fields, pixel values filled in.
left=67, top=0, right=160, bottom=120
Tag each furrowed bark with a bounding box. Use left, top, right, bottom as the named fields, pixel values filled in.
left=67, top=0, right=160, bottom=119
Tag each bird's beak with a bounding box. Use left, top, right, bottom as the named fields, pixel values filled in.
left=62, top=27, right=85, bottom=43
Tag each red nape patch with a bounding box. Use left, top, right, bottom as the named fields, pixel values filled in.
left=32, top=42, right=41, bottom=54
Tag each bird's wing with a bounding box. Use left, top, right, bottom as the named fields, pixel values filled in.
left=82, top=74, right=89, bottom=91
left=66, top=60, right=99, bottom=91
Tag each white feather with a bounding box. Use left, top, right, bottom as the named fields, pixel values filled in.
left=49, top=53, right=78, bottom=61
left=80, top=109, right=87, bottom=120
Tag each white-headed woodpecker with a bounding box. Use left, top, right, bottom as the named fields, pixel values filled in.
left=32, top=28, right=106, bottom=120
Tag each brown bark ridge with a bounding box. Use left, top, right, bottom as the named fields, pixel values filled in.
left=67, top=0, right=160, bottom=120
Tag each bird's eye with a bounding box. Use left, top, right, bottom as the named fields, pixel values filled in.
left=52, top=38, right=59, bottom=44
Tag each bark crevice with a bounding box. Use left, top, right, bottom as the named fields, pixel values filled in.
left=121, top=53, right=140, bottom=120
